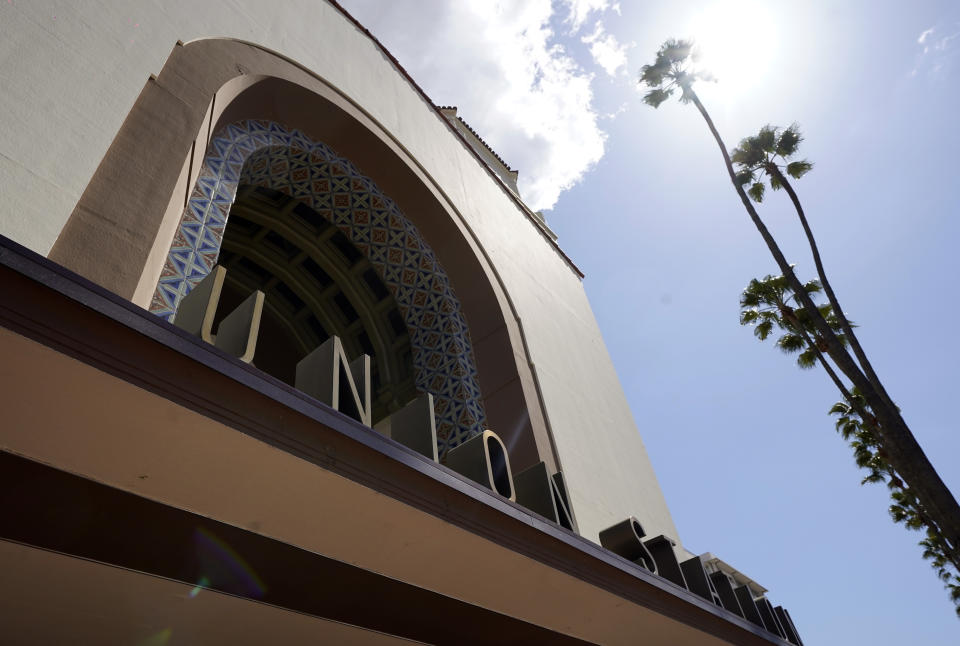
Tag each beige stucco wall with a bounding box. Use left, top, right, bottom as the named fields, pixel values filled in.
left=0, top=1, right=680, bottom=545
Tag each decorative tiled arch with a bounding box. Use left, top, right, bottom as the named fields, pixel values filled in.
left=150, top=120, right=486, bottom=451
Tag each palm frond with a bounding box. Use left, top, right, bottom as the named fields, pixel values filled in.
left=732, top=137, right=766, bottom=167
left=786, top=160, right=814, bottom=179
left=740, top=291, right=760, bottom=308
left=748, top=181, right=766, bottom=203
left=755, top=320, right=773, bottom=341
left=734, top=170, right=754, bottom=187
left=862, top=471, right=886, bottom=485
left=889, top=503, right=910, bottom=523
left=829, top=402, right=851, bottom=416
left=730, top=147, right=749, bottom=166
left=643, top=88, right=674, bottom=108
left=803, top=279, right=823, bottom=294
left=678, top=79, right=697, bottom=103
left=776, top=333, right=806, bottom=354
left=769, top=273, right=790, bottom=292
left=659, top=39, right=694, bottom=64
left=840, top=419, right=860, bottom=440
left=797, top=348, right=818, bottom=369
left=776, top=124, right=802, bottom=157
left=639, top=62, right=667, bottom=87
left=756, top=125, right=777, bottom=153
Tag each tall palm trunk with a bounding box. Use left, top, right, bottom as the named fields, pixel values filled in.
left=689, top=92, right=866, bottom=383
left=769, top=164, right=960, bottom=568
left=687, top=90, right=960, bottom=567
left=768, top=165, right=895, bottom=410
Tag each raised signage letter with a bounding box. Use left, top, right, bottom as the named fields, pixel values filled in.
left=515, top=461, right=577, bottom=531
left=598, top=518, right=657, bottom=574
left=446, top=430, right=515, bottom=501
left=295, top=336, right=371, bottom=427
left=173, top=265, right=264, bottom=363
left=377, top=393, right=439, bottom=462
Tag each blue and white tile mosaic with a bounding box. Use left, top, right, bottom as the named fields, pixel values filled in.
left=151, top=120, right=485, bottom=451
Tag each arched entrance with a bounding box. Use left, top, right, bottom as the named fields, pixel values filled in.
left=51, top=40, right=559, bottom=474
left=151, top=121, right=486, bottom=452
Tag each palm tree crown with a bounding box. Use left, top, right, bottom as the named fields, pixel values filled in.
left=740, top=273, right=848, bottom=369
left=731, top=124, right=814, bottom=203
left=639, top=39, right=712, bottom=108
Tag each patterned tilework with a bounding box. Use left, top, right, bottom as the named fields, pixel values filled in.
left=150, top=120, right=486, bottom=452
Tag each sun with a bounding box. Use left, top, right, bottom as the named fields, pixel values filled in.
left=686, top=0, right=778, bottom=102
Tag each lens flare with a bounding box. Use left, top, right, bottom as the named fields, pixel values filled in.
left=137, top=628, right=172, bottom=646
left=188, top=575, right=211, bottom=598
left=194, top=527, right=266, bottom=599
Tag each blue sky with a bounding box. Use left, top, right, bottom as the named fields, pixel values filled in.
left=343, top=1, right=960, bottom=642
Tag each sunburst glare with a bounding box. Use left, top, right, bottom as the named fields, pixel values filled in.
left=687, top=0, right=778, bottom=103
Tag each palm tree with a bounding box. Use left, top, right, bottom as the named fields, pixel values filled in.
left=733, top=124, right=906, bottom=434
left=731, top=123, right=960, bottom=605
left=640, top=42, right=852, bottom=381
left=740, top=273, right=845, bottom=369
left=730, top=124, right=812, bottom=204
left=731, top=124, right=888, bottom=411
left=729, top=122, right=960, bottom=577
left=641, top=39, right=960, bottom=605
left=830, top=392, right=960, bottom=611
left=738, top=272, right=872, bottom=426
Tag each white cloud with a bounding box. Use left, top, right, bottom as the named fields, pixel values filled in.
left=581, top=21, right=630, bottom=76
left=560, top=0, right=614, bottom=33
left=603, top=103, right=628, bottom=120
left=338, top=0, right=607, bottom=211
left=913, top=23, right=960, bottom=79
left=934, top=30, right=960, bottom=51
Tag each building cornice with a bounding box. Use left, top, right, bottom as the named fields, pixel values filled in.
left=0, top=234, right=789, bottom=645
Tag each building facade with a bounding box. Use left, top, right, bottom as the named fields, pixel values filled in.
left=0, top=2, right=801, bottom=643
